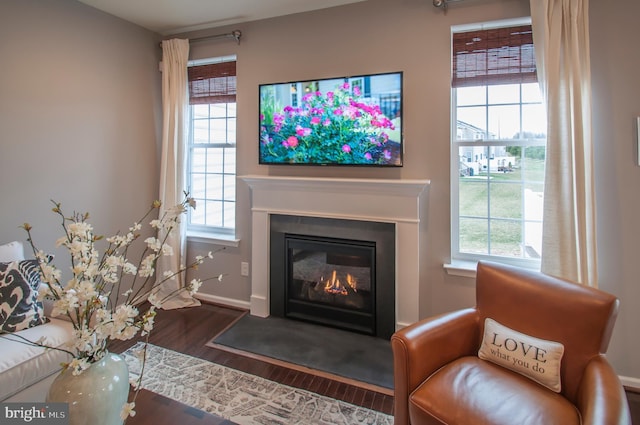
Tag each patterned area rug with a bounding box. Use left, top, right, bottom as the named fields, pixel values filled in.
left=122, top=343, right=394, bottom=425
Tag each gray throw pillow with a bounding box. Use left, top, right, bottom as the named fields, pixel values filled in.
left=0, top=259, right=47, bottom=333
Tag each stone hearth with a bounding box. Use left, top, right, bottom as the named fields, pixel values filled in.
left=240, top=175, right=430, bottom=330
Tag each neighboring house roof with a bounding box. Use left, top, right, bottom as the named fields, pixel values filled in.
left=456, top=120, right=485, bottom=133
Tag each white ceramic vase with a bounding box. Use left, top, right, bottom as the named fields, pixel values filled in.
left=46, top=352, right=130, bottom=425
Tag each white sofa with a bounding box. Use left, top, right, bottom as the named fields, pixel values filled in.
left=0, top=316, right=74, bottom=401
left=0, top=241, right=74, bottom=402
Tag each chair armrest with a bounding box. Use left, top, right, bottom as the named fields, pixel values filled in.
left=576, top=355, right=631, bottom=425
left=391, top=308, right=479, bottom=425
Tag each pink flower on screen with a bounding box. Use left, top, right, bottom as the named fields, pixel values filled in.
left=342, top=144, right=351, bottom=153
left=383, top=149, right=391, bottom=160
left=344, top=106, right=360, bottom=119
left=310, top=117, right=322, bottom=125
left=284, top=136, right=299, bottom=148
left=364, top=152, right=372, bottom=161
left=273, top=113, right=285, bottom=132
left=295, top=125, right=311, bottom=137
left=323, top=119, right=331, bottom=126
left=353, top=86, right=361, bottom=97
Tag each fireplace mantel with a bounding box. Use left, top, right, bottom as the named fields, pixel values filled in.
left=240, top=175, right=430, bottom=330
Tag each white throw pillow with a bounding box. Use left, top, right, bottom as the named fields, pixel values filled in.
left=478, top=318, right=564, bottom=392
left=0, top=241, right=25, bottom=262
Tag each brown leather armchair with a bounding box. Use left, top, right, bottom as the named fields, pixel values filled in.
left=391, top=261, right=631, bottom=425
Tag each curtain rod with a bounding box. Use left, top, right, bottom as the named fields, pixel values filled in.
left=191, top=30, right=242, bottom=44
left=160, top=30, right=242, bottom=47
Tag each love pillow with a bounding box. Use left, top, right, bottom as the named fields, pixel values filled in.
left=478, top=318, right=564, bottom=392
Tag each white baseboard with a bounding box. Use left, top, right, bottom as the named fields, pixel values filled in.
left=396, top=321, right=413, bottom=330
left=195, top=293, right=251, bottom=311
left=620, top=375, right=640, bottom=391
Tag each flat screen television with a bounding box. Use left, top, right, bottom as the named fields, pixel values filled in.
left=259, top=71, right=403, bottom=166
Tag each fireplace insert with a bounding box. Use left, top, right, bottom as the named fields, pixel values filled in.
left=285, top=234, right=376, bottom=335
left=269, top=214, right=395, bottom=339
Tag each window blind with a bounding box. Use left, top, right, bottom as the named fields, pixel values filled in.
left=188, top=61, right=236, bottom=104
left=452, top=25, right=537, bottom=88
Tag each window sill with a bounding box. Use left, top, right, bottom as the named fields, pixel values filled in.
left=187, top=231, right=240, bottom=248
left=443, top=260, right=478, bottom=278
left=444, top=258, right=541, bottom=279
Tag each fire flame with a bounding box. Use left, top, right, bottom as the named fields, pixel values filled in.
left=323, top=270, right=357, bottom=295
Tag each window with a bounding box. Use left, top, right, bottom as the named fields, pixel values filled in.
left=187, top=56, right=237, bottom=237
left=451, top=21, right=546, bottom=269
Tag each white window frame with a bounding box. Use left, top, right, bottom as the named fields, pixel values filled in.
left=186, top=55, right=239, bottom=247
left=447, top=18, right=546, bottom=276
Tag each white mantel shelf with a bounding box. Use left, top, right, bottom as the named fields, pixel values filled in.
left=239, top=175, right=431, bottom=330
left=241, top=175, right=429, bottom=196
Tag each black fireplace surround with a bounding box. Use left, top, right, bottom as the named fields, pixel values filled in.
left=270, top=215, right=395, bottom=339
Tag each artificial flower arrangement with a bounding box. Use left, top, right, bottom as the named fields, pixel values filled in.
left=259, top=81, right=397, bottom=164
left=13, top=194, right=221, bottom=420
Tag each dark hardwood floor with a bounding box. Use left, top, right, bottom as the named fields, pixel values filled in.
left=628, top=390, right=640, bottom=425
left=109, top=301, right=640, bottom=424
left=108, top=302, right=394, bottom=418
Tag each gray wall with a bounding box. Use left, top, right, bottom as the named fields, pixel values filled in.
left=184, top=0, right=640, bottom=381
left=185, top=0, right=533, bottom=308
left=2, top=0, right=639, bottom=381
left=0, top=0, right=162, bottom=275
left=590, top=0, right=640, bottom=380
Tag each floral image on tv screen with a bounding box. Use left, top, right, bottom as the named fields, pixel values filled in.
left=259, top=72, right=403, bottom=166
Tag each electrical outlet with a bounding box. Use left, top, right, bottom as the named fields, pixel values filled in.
left=241, top=262, right=249, bottom=276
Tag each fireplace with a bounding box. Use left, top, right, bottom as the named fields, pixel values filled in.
left=240, top=175, right=430, bottom=331
left=270, top=215, right=395, bottom=339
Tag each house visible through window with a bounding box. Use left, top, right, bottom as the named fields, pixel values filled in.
left=187, top=56, right=237, bottom=236
left=451, top=21, right=546, bottom=268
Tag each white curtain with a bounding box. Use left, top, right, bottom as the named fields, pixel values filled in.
left=155, top=38, right=200, bottom=308
left=530, top=0, right=597, bottom=286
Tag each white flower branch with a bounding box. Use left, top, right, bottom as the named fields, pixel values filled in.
left=12, top=193, right=223, bottom=420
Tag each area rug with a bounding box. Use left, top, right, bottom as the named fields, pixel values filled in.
left=122, top=342, right=394, bottom=425
left=208, top=314, right=394, bottom=391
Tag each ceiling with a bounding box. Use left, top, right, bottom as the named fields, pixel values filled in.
left=77, top=0, right=368, bottom=35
